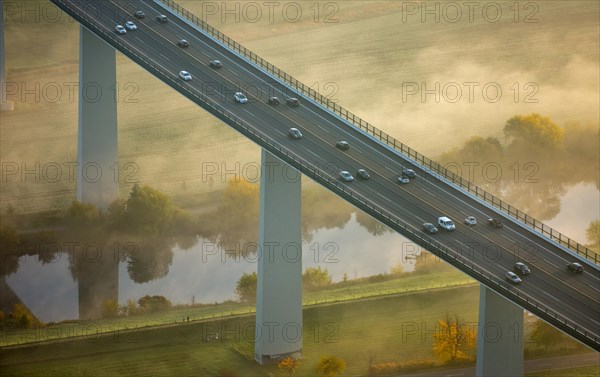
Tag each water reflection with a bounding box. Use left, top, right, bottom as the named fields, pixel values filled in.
left=5, top=213, right=412, bottom=323
left=3, top=183, right=597, bottom=324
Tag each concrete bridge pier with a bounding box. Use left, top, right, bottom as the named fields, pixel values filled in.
left=76, top=25, right=119, bottom=319
left=1, top=0, right=14, bottom=111
left=476, top=285, right=524, bottom=377
left=78, top=25, right=119, bottom=209
left=255, top=149, right=303, bottom=364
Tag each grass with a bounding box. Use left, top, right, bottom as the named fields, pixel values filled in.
left=1, top=282, right=591, bottom=376
left=0, top=284, right=482, bottom=376
left=526, top=366, right=600, bottom=377
left=0, top=268, right=473, bottom=347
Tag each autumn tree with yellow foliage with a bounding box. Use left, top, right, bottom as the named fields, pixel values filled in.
left=433, top=314, right=476, bottom=362
left=316, top=355, right=346, bottom=377
left=278, top=356, right=300, bottom=377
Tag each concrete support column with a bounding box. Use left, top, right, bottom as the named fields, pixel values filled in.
left=77, top=26, right=119, bottom=319
left=77, top=252, right=119, bottom=320
left=78, top=25, right=119, bottom=209
left=0, top=0, right=14, bottom=111
left=255, top=149, right=302, bottom=364
left=476, top=285, right=524, bottom=377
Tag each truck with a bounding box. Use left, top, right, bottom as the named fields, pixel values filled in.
left=437, top=216, right=456, bottom=231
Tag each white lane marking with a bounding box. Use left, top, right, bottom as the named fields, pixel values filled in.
left=305, top=149, right=321, bottom=160
left=541, top=290, right=559, bottom=302
left=124, top=1, right=600, bottom=306
left=375, top=191, right=394, bottom=205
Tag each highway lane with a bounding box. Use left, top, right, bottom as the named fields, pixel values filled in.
left=53, top=0, right=600, bottom=348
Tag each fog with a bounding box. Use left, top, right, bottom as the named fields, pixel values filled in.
left=1, top=2, right=597, bottom=372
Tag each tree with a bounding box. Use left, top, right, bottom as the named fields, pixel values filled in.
left=235, top=272, right=257, bottom=303
left=118, top=184, right=176, bottom=236
left=316, top=355, right=346, bottom=377
left=200, top=179, right=260, bottom=248
left=101, top=299, right=119, bottom=318
left=504, top=113, right=563, bottom=150
left=390, top=262, right=404, bottom=275
left=278, top=356, right=300, bottom=377
left=302, top=267, right=332, bottom=291
left=65, top=200, right=102, bottom=228
left=586, top=220, right=600, bottom=247
left=356, top=211, right=388, bottom=236
left=11, top=303, right=41, bottom=329
left=433, top=314, right=475, bottom=361
left=531, top=319, right=564, bottom=350
left=126, top=240, right=174, bottom=283
left=0, top=225, right=20, bottom=276
left=439, top=136, right=504, bottom=184
left=137, top=295, right=172, bottom=312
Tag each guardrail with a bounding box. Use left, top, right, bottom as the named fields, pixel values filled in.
left=48, top=0, right=600, bottom=351
left=157, top=0, right=597, bottom=266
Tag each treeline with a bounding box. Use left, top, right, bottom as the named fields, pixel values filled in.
left=197, top=179, right=390, bottom=249
left=100, top=295, right=172, bottom=319
left=233, top=252, right=452, bottom=303
left=438, top=113, right=599, bottom=220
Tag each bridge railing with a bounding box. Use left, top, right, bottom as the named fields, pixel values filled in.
left=157, top=0, right=597, bottom=265
left=49, top=0, right=599, bottom=349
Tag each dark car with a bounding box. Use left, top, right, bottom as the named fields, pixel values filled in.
left=156, top=14, right=168, bottom=23
left=422, top=223, right=438, bottom=234
left=566, top=262, right=584, bottom=273
left=287, top=97, right=300, bottom=107
left=402, top=168, right=416, bottom=178
left=268, top=97, right=280, bottom=105
left=209, top=60, right=223, bottom=69
left=514, top=262, right=530, bottom=275
left=488, top=218, right=504, bottom=228
left=177, top=39, right=189, bottom=48
left=336, top=141, right=349, bottom=150
left=134, top=10, right=145, bottom=18
left=357, top=169, right=370, bottom=180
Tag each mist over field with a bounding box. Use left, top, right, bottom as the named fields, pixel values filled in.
left=1, top=3, right=599, bottom=375
left=1, top=0, right=598, bottom=240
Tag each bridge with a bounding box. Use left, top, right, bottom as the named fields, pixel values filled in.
left=6, top=0, right=598, bottom=374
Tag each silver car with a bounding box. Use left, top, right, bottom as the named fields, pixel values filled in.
left=288, top=128, right=302, bottom=139
left=115, top=25, right=126, bottom=34
left=340, top=171, right=354, bottom=182
left=465, top=216, right=477, bottom=226
left=178, top=71, right=192, bottom=81
left=506, top=271, right=522, bottom=284
left=234, top=92, right=248, bottom=103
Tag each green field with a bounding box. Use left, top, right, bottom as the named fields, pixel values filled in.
left=1, top=1, right=598, bottom=376
left=526, top=366, right=600, bottom=377
left=0, top=285, right=482, bottom=376
left=1, top=283, right=593, bottom=376
left=1, top=268, right=473, bottom=347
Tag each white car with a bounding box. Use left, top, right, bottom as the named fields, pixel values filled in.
left=179, top=71, right=192, bottom=81
left=506, top=271, right=522, bottom=284
left=115, top=25, right=126, bottom=34
left=288, top=128, right=302, bottom=139
left=234, top=92, right=248, bottom=103
left=437, top=216, right=455, bottom=231
left=398, top=176, right=410, bottom=184
left=339, top=171, right=354, bottom=182
left=125, top=21, right=137, bottom=30
left=464, top=216, right=477, bottom=226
